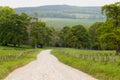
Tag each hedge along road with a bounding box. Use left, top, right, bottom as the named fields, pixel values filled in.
left=5, top=50, right=97, bottom=80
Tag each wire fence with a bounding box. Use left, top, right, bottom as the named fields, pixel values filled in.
left=0, top=50, right=35, bottom=61
left=59, top=50, right=117, bottom=63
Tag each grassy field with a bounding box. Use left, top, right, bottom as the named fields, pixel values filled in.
left=40, top=18, right=105, bottom=30
left=0, top=45, right=43, bottom=79
left=52, top=48, right=120, bottom=80
left=0, top=46, right=32, bottom=56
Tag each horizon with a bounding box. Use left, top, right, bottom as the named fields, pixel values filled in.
left=14, top=4, right=102, bottom=8
left=0, top=0, right=119, bottom=8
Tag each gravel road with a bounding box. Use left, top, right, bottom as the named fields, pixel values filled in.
left=5, top=50, right=97, bottom=80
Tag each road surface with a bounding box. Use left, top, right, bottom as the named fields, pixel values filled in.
left=5, top=50, right=97, bottom=80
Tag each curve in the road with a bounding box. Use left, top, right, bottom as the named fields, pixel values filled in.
left=5, top=50, right=97, bottom=80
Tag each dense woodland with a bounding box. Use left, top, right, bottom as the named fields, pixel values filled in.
left=0, top=2, right=120, bottom=54
left=0, top=7, right=53, bottom=48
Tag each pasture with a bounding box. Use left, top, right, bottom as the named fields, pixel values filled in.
left=40, top=18, right=105, bottom=30
left=0, top=46, right=32, bottom=57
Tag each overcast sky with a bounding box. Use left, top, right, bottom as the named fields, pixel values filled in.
left=0, top=0, right=119, bottom=8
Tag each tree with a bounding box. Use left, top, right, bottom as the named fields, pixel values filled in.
left=50, top=27, right=60, bottom=47
left=88, top=22, right=103, bottom=49
left=0, top=7, right=30, bottom=47
left=65, top=25, right=90, bottom=48
left=0, top=6, right=16, bottom=46
left=30, top=20, right=52, bottom=48
left=9, top=14, right=29, bottom=47
left=59, top=26, right=70, bottom=47
left=66, top=33, right=81, bottom=48
left=97, top=2, right=120, bottom=54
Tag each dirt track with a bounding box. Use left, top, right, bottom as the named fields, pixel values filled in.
left=5, top=50, right=97, bottom=80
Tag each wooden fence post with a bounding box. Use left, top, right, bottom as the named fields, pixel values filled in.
left=79, top=54, right=81, bottom=59
left=112, top=54, right=116, bottom=62
left=106, top=54, right=111, bottom=63
left=92, top=54, right=95, bottom=61
left=101, top=54, right=105, bottom=62
left=97, top=54, right=100, bottom=62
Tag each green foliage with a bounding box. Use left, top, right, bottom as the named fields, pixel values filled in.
left=9, top=14, right=29, bottom=46
left=97, top=2, right=120, bottom=54
left=99, top=33, right=118, bottom=49
left=0, top=6, right=53, bottom=48
left=65, top=25, right=90, bottom=48
left=0, top=7, right=16, bottom=46
left=88, top=22, right=103, bottom=49
left=50, top=27, right=60, bottom=47
left=58, top=25, right=90, bottom=49
left=102, top=2, right=120, bottom=22
left=30, top=20, right=52, bottom=48
left=0, top=6, right=16, bottom=16
left=0, top=7, right=30, bottom=47
left=59, top=26, right=70, bottom=47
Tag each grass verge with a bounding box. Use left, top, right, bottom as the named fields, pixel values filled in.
left=0, top=48, right=43, bottom=79
left=52, top=48, right=120, bottom=80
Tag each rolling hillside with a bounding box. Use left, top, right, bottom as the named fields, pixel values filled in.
left=15, top=5, right=105, bottom=28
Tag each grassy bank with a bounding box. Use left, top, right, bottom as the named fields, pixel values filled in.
left=0, top=46, right=43, bottom=79
left=52, top=48, right=120, bottom=80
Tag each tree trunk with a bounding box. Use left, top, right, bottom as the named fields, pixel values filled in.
left=14, top=43, right=16, bottom=47
left=116, top=47, right=120, bottom=55
left=2, top=42, right=8, bottom=46
left=34, top=44, right=37, bottom=49
left=41, top=44, right=43, bottom=48
left=18, top=41, right=20, bottom=47
left=5, top=43, right=8, bottom=46
left=18, top=43, right=20, bottom=47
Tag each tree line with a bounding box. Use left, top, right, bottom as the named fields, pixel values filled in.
left=58, top=2, right=120, bottom=55
left=0, top=6, right=53, bottom=48
left=0, top=2, right=120, bottom=55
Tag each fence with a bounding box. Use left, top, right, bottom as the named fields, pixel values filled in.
left=0, top=50, right=35, bottom=61
left=59, top=50, right=117, bottom=63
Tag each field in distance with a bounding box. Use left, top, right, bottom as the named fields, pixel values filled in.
left=40, top=18, right=105, bottom=29
left=15, top=5, right=105, bottom=29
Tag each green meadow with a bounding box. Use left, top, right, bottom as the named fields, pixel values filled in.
left=40, top=18, right=105, bottom=29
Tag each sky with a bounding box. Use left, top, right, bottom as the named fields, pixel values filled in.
left=0, top=0, right=120, bottom=8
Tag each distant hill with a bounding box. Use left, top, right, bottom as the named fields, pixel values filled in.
left=15, top=5, right=105, bottom=28
left=15, top=5, right=105, bottom=19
